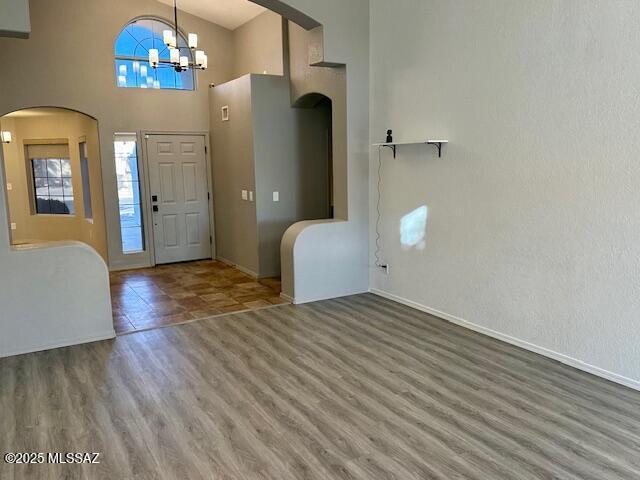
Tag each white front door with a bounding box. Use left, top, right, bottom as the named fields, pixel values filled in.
left=146, top=134, right=211, bottom=265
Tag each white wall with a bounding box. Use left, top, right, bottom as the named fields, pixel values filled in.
left=370, top=0, right=640, bottom=387
left=0, top=146, right=114, bottom=358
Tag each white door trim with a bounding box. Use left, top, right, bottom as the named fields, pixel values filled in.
left=141, top=131, right=214, bottom=267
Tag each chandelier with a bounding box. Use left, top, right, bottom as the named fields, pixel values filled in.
left=148, top=0, right=208, bottom=73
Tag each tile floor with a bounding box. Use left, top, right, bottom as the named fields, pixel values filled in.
left=110, top=260, right=287, bottom=334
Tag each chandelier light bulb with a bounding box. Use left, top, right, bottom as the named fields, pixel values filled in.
left=170, top=34, right=177, bottom=49
left=195, top=50, right=205, bottom=67
left=170, top=48, right=180, bottom=65
left=179, top=56, right=189, bottom=70
left=148, top=50, right=159, bottom=68
left=202, top=54, right=208, bottom=70
left=163, top=30, right=173, bottom=46
left=1, top=131, right=12, bottom=144
left=188, top=33, right=198, bottom=49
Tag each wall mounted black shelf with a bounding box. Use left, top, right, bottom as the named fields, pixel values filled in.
left=373, top=140, right=449, bottom=158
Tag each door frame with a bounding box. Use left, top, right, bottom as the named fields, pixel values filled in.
left=141, top=131, right=215, bottom=267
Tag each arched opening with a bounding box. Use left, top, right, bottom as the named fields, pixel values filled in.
left=0, top=107, right=108, bottom=262
left=293, top=92, right=334, bottom=219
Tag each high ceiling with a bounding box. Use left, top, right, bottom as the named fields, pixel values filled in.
left=157, top=0, right=267, bottom=30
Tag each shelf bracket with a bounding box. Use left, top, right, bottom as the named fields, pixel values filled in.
left=427, top=141, right=444, bottom=158
left=381, top=144, right=396, bottom=158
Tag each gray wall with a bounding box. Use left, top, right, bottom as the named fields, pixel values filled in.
left=211, top=73, right=331, bottom=278
left=370, top=0, right=640, bottom=388
left=0, top=0, right=234, bottom=270
left=210, top=75, right=260, bottom=276
left=280, top=19, right=369, bottom=303
left=0, top=0, right=30, bottom=38
left=252, top=75, right=331, bottom=277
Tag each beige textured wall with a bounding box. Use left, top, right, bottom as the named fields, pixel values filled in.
left=232, top=11, right=284, bottom=79
left=0, top=0, right=234, bottom=269
left=0, top=110, right=108, bottom=260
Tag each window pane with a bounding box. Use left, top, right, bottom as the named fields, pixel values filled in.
left=63, top=177, right=73, bottom=196
left=114, top=18, right=195, bottom=91
left=47, top=159, right=61, bottom=177
left=48, top=177, right=63, bottom=196
left=31, top=157, right=74, bottom=216
left=36, top=197, right=51, bottom=214
left=35, top=178, right=49, bottom=196
left=114, top=136, right=144, bottom=254
left=119, top=203, right=142, bottom=228
left=64, top=199, right=76, bottom=215
left=60, top=159, right=72, bottom=177
left=121, top=227, right=143, bottom=253
left=50, top=197, right=69, bottom=214
left=33, top=159, right=48, bottom=177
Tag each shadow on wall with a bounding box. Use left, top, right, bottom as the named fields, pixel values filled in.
left=0, top=107, right=108, bottom=261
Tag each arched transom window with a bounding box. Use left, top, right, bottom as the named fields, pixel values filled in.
left=114, top=17, right=194, bottom=90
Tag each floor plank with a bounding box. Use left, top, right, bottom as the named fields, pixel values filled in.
left=2, top=293, right=640, bottom=479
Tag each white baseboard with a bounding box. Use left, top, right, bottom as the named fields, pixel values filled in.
left=292, top=289, right=368, bottom=305
left=370, top=288, right=640, bottom=392
left=0, top=330, right=116, bottom=359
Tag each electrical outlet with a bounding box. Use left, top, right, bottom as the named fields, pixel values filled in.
left=241, top=190, right=248, bottom=201
left=273, top=191, right=279, bottom=202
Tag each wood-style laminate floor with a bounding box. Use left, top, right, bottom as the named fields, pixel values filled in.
left=2, top=294, right=640, bottom=479
left=110, top=260, right=286, bottom=334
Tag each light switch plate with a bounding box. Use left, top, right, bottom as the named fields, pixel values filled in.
left=221, top=106, right=229, bottom=121
left=10, top=223, right=16, bottom=230
left=241, top=190, right=248, bottom=200
left=273, top=191, right=279, bottom=202
left=6, top=183, right=12, bottom=191
left=249, top=191, right=254, bottom=202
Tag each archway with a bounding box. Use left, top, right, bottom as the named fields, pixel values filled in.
left=293, top=92, right=334, bottom=218
left=0, top=107, right=108, bottom=261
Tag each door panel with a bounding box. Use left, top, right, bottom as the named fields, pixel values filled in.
left=162, top=214, right=179, bottom=247
left=159, top=163, right=177, bottom=204
left=182, top=163, right=198, bottom=202
left=147, top=135, right=211, bottom=264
